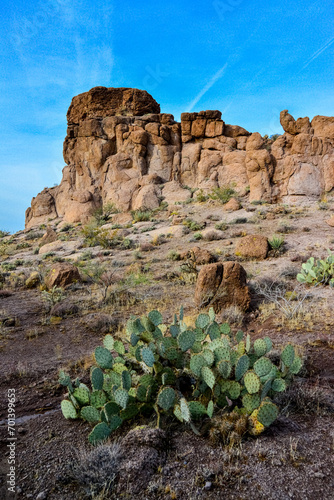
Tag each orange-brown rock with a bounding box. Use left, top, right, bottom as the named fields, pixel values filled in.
left=195, top=261, right=250, bottom=312
left=40, top=227, right=57, bottom=245
left=45, top=263, right=81, bottom=290
left=325, top=216, right=334, bottom=227
left=181, top=246, right=216, bottom=265
left=223, top=198, right=241, bottom=211
left=235, top=235, right=269, bottom=260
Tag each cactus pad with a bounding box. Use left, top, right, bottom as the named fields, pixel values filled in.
left=81, top=406, right=101, bottom=423
left=202, top=349, right=215, bottom=366
left=248, top=410, right=265, bottom=436
left=188, top=401, right=207, bottom=419
left=180, top=398, right=191, bottom=422
left=94, top=346, right=113, bottom=369
left=214, top=346, right=231, bottom=362
left=190, top=354, right=207, bottom=376
left=257, top=402, right=279, bottom=427
left=157, top=387, right=176, bottom=411
left=201, top=366, right=216, bottom=389
left=236, top=330, right=244, bottom=343
left=121, top=370, right=132, bottom=391
left=218, top=360, right=232, bottom=379
left=148, top=310, right=163, bottom=326
left=114, top=388, right=129, bottom=409
left=244, top=371, right=261, bottom=394
left=253, top=357, right=273, bottom=377
left=104, top=402, right=120, bottom=421
left=281, top=344, right=295, bottom=367
left=90, top=390, right=107, bottom=408
left=120, top=404, right=139, bottom=420
left=114, top=340, right=125, bottom=355
left=73, top=386, right=90, bottom=406
left=196, top=313, right=210, bottom=329
left=88, top=422, right=111, bottom=444
left=113, top=363, right=127, bottom=374
left=220, top=323, right=231, bottom=335
left=289, top=355, right=303, bottom=375
left=242, top=393, right=260, bottom=413
left=109, top=415, right=123, bottom=432
left=207, top=322, right=221, bottom=340
left=235, top=355, right=250, bottom=381
left=61, top=400, right=77, bottom=419
left=103, top=334, right=114, bottom=351
left=263, top=336, right=272, bottom=352
left=207, top=400, right=214, bottom=418
left=170, top=324, right=180, bottom=338
left=254, top=339, right=268, bottom=357
left=140, top=346, right=155, bottom=367
left=178, top=330, right=196, bottom=352
left=228, top=381, right=241, bottom=400
left=271, top=378, right=286, bottom=392
left=91, top=367, right=104, bottom=391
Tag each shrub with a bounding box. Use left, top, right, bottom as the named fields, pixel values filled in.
left=0, top=230, right=10, bottom=238
left=167, top=250, right=181, bottom=261
left=214, top=221, right=228, bottom=231
left=268, top=235, right=285, bottom=250
left=60, top=307, right=303, bottom=444
left=131, top=209, right=152, bottom=222
left=183, top=218, right=205, bottom=232
left=297, top=250, right=334, bottom=287
left=192, top=232, right=203, bottom=241
left=81, top=222, right=122, bottom=248
left=208, top=186, right=236, bottom=204
left=195, top=190, right=208, bottom=203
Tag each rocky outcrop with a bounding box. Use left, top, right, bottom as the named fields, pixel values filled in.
left=25, top=87, right=334, bottom=228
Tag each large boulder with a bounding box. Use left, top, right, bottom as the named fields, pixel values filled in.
left=235, top=235, right=269, bottom=260
left=195, top=261, right=250, bottom=312
left=45, top=263, right=81, bottom=289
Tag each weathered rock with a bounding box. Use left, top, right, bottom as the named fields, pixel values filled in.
left=195, top=261, right=250, bottom=312
left=50, top=300, right=79, bottom=317
left=40, top=227, right=57, bottom=245
left=181, top=246, right=216, bottom=265
left=326, top=215, right=334, bottom=227
left=235, top=235, right=269, bottom=259
left=44, top=263, right=81, bottom=289
left=25, top=272, right=41, bottom=289
left=38, top=239, right=83, bottom=256
left=223, top=198, right=241, bottom=211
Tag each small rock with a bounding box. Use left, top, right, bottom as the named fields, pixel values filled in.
left=223, top=197, right=241, bottom=211
left=204, top=481, right=212, bottom=490
left=25, top=271, right=41, bottom=289
left=235, top=234, right=269, bottom=259
left=36, top=492, right=48, bottom=500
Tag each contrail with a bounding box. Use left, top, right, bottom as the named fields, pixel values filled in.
left=187, top=63, right=228, bottom=112
left=302, top=34, right=334, bottom=70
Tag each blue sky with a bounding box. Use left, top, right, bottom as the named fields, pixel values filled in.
left=0, top=0, right=333, bottom=232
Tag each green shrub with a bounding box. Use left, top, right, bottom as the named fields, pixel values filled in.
left=214, top=222, right=228, bottom=231
left=297, top=250, right=334, bottom=287
left=167, top=250, right=181, bottom=261
left=268, top=235, right=285, bottom=250
left=195, top=190, right=208, bottom=203
left=60, top=307, right=302, bottom=444
left=0, top=230, right=10, bottom=238
left=131, top=209, right=152, bottom=222
left=81, top=222, right=122, bottom=248
left=193, top=232, right=203, bottom=241
left=208, top=186, right=236, bottom=204
left=183, top=218, right=205, bottom=231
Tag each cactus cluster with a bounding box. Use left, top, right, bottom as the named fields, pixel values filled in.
left=60, top=307, right=302, bottom=444
left=297, top=249, right=334, bottom=287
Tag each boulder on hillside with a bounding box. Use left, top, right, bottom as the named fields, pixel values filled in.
left=195, top=261, right=250, bottom=312
left=180, top=246, right=216, bottom=265
left=45, top=263, right=81, bottom=289
left=235, top=235, right=269, bottom=260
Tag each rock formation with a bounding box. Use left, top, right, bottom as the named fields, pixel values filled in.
left=25, top=87, right=334, bottom=228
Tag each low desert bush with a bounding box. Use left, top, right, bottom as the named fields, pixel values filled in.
left=208, top=186, right=236, bottom=204
left=297, top=250, right=334, bottom=287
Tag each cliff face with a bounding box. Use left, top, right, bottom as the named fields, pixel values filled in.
left=25, top=87, right=334, bottom=228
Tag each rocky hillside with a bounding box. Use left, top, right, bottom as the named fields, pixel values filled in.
left=25, top=87, right=334, bottom=228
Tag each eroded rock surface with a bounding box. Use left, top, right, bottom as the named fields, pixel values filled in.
left=25, top=87, right=334, bottom=228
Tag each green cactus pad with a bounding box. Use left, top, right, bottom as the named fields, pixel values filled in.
left=126, top=317, right=145, bottom=335
left=91, top=367, right=104, bottom=391
left=237, top=341, right=246, bottom=355
left=244, top=371, right=261, bottom=394
left=81, top=406, right=101, bottom=423
left=170, top=324, right=180, bottom=338
left=140, top=331, right=154, bottom=343
left=59, top=370, right=72, bottom=388
left=139, top=374, right=155, bottom=388
left=161, top=368, right=176, bottom=385
left=180, top=398, right=191, bottom=422
left=153, top=327, right=163, bottom=340
left=157, top=387, right=176, bottom=411
left=289, top=355, right=303, bottom=374
left=235, top=354, right=250, bottom=381
left=194, top=328, right=206, bottom=342
left=208, top=307, right=215, bottom=322
left=69, top=394, right=80, bottom=409
left=114, top=340, right=125, bottom=355
left=245, top=334, right=251, bottom=353
left=165, top=347, right=179, bottom=362
left=120, top=404, right=139, bottom=420
left=103, top=334, right=114, bottom=351
left=281, top=344, right=295, bottom=367
left=104, top=402, right=121, bottom=421
left=202, top=349, right=215, bottom=366
left=148, top=310, right=163, bottom=326
left=228, top=381, right=241, bottom=399
left=207, top=400, right=214, bottom=418
left=236, top=330, right=244, bottom=342
left=121, top=370, right=132, bottom=391
left=109, top=415, right=123, bottom=432
left=178, top=330, right=196, bottom=352
left=220, top=322, right=231, bottom=335
left=61, top=400, right=77, bottom=419
left=130, top=332, right=139, bottom=347
left=88, top=422, right=111, bottom=444
left=136, top=384, right=148, bottom=402
left=90, top=390, right=107, bottom=408
left=191, top=341, right=203, bottom=353
left=230, top=351, right=239, bottom=366
left=218, top=360, right=232, bottom=379
left=141, top=315, right=156, bottom=332
left=113, top=363, right=127, bottom=374
left=195, top=313, right=210, bottom=329
left=254, top=339, right=268, bottom=357
left=207, top=322, right=221, bottom=340
left=263, top=336, right=272, bottom=352
left=94, top=346, right=113, bottom=369
left=257, top=402, right=279, bottom=427
left=220, top=380, right=231, bottom=393
left=242, top=393, right=260, bottom=413
left=214, top=346, right=231, bottom=362
left=253, top=357, right=273, bottom=377
left=201, top=366, right=215, bottom=389
left=73, top=386, right=90, bottom=406
left=271, top=378, right=286, bottom=392
left=208, top=338, right=225, bottom=352
left=261, top=379, right=272, bottom=400
left=114, top=388, right=129, bottom=409
left=173, top=404, right=183, bottom=422
left=188, top=401, right=207, bottom=419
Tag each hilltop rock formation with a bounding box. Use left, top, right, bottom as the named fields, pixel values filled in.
left=25, top=87, right=334, bottom=228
